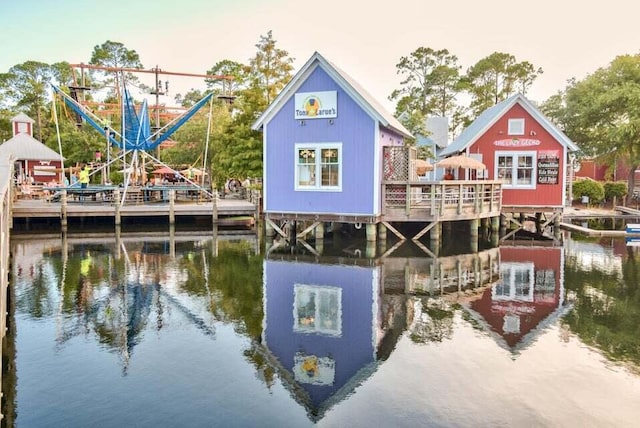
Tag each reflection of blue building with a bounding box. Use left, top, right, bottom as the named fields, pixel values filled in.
left=262, top=258, right=384, bottom=421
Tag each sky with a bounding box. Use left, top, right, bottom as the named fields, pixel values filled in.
left=2, top=0, right=640, bottom=113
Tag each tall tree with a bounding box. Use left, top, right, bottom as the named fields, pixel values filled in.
left=211, top=32, right=294, bottom=186
left=542, top=54, right=640, bottom=203
left=89, top=40, right=143, bottom=99
left=0, top=61, right=58, bottom=141
left=390, top=47, right=463, bottom=138
left=205, top=59, right=248, bottom=99
left=248, top=30, right=294, bottom=106
left=464, top=52, right=542, bottom=116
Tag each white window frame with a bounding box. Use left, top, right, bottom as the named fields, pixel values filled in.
left=294, top=143, right=342, bottom=191
left=508, top=118, right=525, bottom=135
left=293, top=283, right=342, bottom=336
left=495, top=151, right=537, bottom=189
left=493, top=262, right=535, bottom=302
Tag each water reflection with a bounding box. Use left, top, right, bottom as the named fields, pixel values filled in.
left=4, top=231, right=640, bottom=426
left=465, top=246, right=571, bottom=354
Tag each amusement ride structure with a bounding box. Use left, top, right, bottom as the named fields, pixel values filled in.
left=50, top=64, right=233, bottom=205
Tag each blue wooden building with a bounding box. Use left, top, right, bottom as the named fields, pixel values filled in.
left=254, top=52, right=505, bottom=248
left=252, top=52, right=413, bottom=241
left=258, top=257, right=385, bottom=421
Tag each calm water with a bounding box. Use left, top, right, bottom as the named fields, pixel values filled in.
left=4, top=228, right=640, bottom=427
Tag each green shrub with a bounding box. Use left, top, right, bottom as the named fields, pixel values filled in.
left=573, top=178, right=605, bottom=203
left=603, top=181, right=628, bottom=200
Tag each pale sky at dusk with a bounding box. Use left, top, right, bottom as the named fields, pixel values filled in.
left=2, top=0, right=639, bottom=112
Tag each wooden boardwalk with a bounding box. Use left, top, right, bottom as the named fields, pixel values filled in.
left=11, top=196, right=258, bottom=226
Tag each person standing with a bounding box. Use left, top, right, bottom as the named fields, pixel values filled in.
left=79, top=165, right=90, bottom=189
left=79, top=165, right=90, bottom=201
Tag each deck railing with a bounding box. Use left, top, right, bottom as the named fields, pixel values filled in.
left=382, top=180, right=503, bottom=221
left=1, top=158, right=12, bottom=343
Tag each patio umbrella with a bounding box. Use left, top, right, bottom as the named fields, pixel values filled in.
left=414, top=159, right=434, bottom=175
left=435, top=154, right=486, bottom=170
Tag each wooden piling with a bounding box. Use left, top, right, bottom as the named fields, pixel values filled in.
left=169, top=190, right=175, bottom=225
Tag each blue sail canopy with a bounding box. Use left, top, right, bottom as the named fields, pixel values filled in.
left=52, top=84, right=213, bottom=152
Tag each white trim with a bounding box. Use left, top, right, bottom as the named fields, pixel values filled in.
left=372, top=123, right=380, bottom=213
left=262, top=260, right=268, bottom=348
left=262, top=127, right=268, bottom=209
left=294, top=142, right=342, bottom=191
left=442, top=94, right=578, bottom=156
left=371, top=267, right=380, bottom=360
left=252, top=52, right=412, bottom=138
left=495, top=150, right=537, bottom=189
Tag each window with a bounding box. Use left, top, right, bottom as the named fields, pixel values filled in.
left=508, top=118, right=525, bottom=135
left=293, top=284, right=342, bottom=336
left=495, top=151, right=536, bottom=188
left=493, top=262, right=535, bottom=302
left=295, top=143, right=341, bottom=190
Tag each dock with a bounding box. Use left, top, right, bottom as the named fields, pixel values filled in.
left=11, top=195, right=258, bottom=228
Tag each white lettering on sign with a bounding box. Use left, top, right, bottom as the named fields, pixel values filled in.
left=494, top=138, right=541, bottom=147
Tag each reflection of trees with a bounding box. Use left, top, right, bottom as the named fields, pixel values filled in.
left=408, top=298, right=455, bottom=344
left=178, top=240, right=264, bottom=339
left=563, top=247, right=640, bottom=370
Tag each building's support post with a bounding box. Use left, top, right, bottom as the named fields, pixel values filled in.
left=60, top=190, right=68, bottom=232
left=491, top=216, right=500, bottom=247
left=554, top=213, right=562, bottom=241
left=366, top=223, right=377, bottom=243
left=378, top=222, right=387, bottom=242
left=169, top=190, right=175, bottom=225
left=535, top=212, right=543, bottom=235
left=470, top=218, right=479, bottom=253
left=315, top=222, right=324, bottom=242
left=481, top=217, right=489, bottom=240
left=429, top=221, right=441, bottom=256
left=500, top=214, right=508, bottom=237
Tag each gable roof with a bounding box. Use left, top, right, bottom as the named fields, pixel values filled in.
left=252, top=51, right=412, bottom=138
left=0, top=133, right=63, bottom=161
left=11, top=112, right=35, bottom=124
left=441, top=94, right=579, bottom=157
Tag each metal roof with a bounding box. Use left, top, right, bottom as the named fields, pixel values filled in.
left=441, top=94, right=578, bottom=157
left=0, top=133, right=63, bottom=161
left=11, top=112, right=35, bottom=124
left=252, top=51, right=412, bottom=138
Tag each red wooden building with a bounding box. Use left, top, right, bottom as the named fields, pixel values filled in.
left=0, top=113, right=64, bottom=184
left=440, top=94, right=579, bottom=218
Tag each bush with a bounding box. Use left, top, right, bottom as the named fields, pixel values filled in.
left=603, top=181, right=628, bottom=201
left=573, top=178, right=605, bottom=203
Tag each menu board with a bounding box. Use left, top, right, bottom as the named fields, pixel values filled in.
left=537, top=154, right=559, bottom=184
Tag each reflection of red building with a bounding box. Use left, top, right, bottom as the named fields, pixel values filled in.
left=466, top=246, right=569, bottom=352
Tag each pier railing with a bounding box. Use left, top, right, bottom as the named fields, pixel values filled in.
left=1, top=158, right=12, bottom=341
left=382, top=180, right=503, bottom=221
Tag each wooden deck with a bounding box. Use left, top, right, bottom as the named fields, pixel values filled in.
left=382, top=180, right=503, bottom=221
left=11, top=194, right=258, bottom=226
